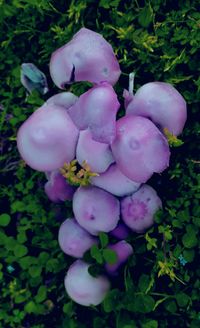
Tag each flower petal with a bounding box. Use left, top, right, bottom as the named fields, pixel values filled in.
left=126, top=82, right=187, bottom=136
left=50, top=28, right=121, bottom=88
left=68, top=82, right=120, bottom=144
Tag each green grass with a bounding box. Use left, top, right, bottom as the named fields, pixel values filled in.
left=0, top=1, right=200, bottom=327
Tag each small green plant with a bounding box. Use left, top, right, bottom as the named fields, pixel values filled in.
left=163, top=127, right=184, bottom=147
left=145, top=229, right=157, bottom=250
left=90, top=232, right=118, bottom=265
left=157, top=260, right=185, bottom=284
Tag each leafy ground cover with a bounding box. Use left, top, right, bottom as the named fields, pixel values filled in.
left=0, top=1, right=200, bottom=327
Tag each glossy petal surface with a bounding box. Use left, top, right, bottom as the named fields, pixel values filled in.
left=58, top=219, right=97, bottom=258
left=73, top=186, right=120, bottom=235
left=126, top=82, right=187, bottom=136
left=17, top=105, right=79, bottom=171
left=44, top=170, right=76, bottom=202
left=76, top=129, right=114, bottom=173
left=64, top=260, right=110, bottom=306
left=50, top=27, right=121, bottom=87
left=91, top=163, right=140, bottom=196
left=68, top=82, right=120, bottom=144
left=111, top=115, right=170, bottom=183
left=110, top=222, right=130, bottom=240
left=121, top=184, right=162, bottom=233
left=46, top=92, right=78, bottom=109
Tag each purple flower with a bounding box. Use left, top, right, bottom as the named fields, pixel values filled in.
left=110, top=222, right=130, bottom=240
left=50, top=27, right=121, bottom=87
left=76, top=129, right=114, bottom=173
left=91, top=163, right=140, bottom=197
left=126, top=82, right=187, bottom=136
left=67, top=82, right=120, bottom=144
left=45, top=91, right=78, bottom=109
left=64, top=260, right=110, bottom=306
left=111, top=115, right=170, bottom=183
left=17, top=104, right=79, bottom=171
left=121, top=184, right=162, bottom=233
left=44, top=170, right=76, bottom=202
left=73, top=186, right=120, bottom=235
left=58, top=218, right=97, bottom=258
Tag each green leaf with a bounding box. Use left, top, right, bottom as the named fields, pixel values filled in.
left=29, top=266, right=42, bottom=278
left=26, top=90, right=44, bottom=107
left=15, top=294, right=27, bottom=304
left=192, top=216, right=200, bottom=227
left=93, top=317, right=107, bottom=328
left=0, top=231, right=7, bottom=244
left=99, top=0, right=120, bottom=9
left=0, top=213, right=11, bottom=226
left=158, top=225, right=173, bottom=241
left=5, top=237, right=16, bottom=250
left=90, top=245, right=103, bottom=264
left=138, top=4, right=153, bottom=28
left=186, top=224, right=197, bottom=234
left=165, top=300, right=177, bottom=313
left=142, top=320, right=158, bottom=328
left=103, top=289, right=119, bottom=313
left=172, top=219, right=182, bottom=228
left=11, top=200, right=25, bottom=213
left=182, top=232, right=198, bottom=248
left=38, top=252, right=49, bottom=264
left=99, top=232, right=109, bottom=248
left=124, top=266, right=134, bottom=291
left=63, top=301, right=74, bottom=317
left=46, top=258, right=60, bottom=272
left=35, top=285, right=47, bottom=303
left=138, top=274, right=150, bottom=293
left=183, top=249, right=195, bottom=262
left=24, top=301, right=37, bottom=314
left=17, top=232, right=27, bottom=243
left=19, top=256, right=37, bottom=269
left=14, top=245, right=28, bottom=258
left=176, top=293, right=190, bottom=307
left=140, top=295, right=155, bottom=313
left=103, top=248, right=118, bottom=264
left=173, top=244, right=182, bottom=257
left=128, top=295, right=155, bottom=313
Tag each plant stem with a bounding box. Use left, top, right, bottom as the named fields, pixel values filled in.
left=129, top=72, right=135, bottom=95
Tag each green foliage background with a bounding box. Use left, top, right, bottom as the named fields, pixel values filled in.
left=0, top=0, right=200, bottom=327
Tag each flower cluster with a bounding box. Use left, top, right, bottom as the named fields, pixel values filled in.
left=17, top=28, right=187, bottom=307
